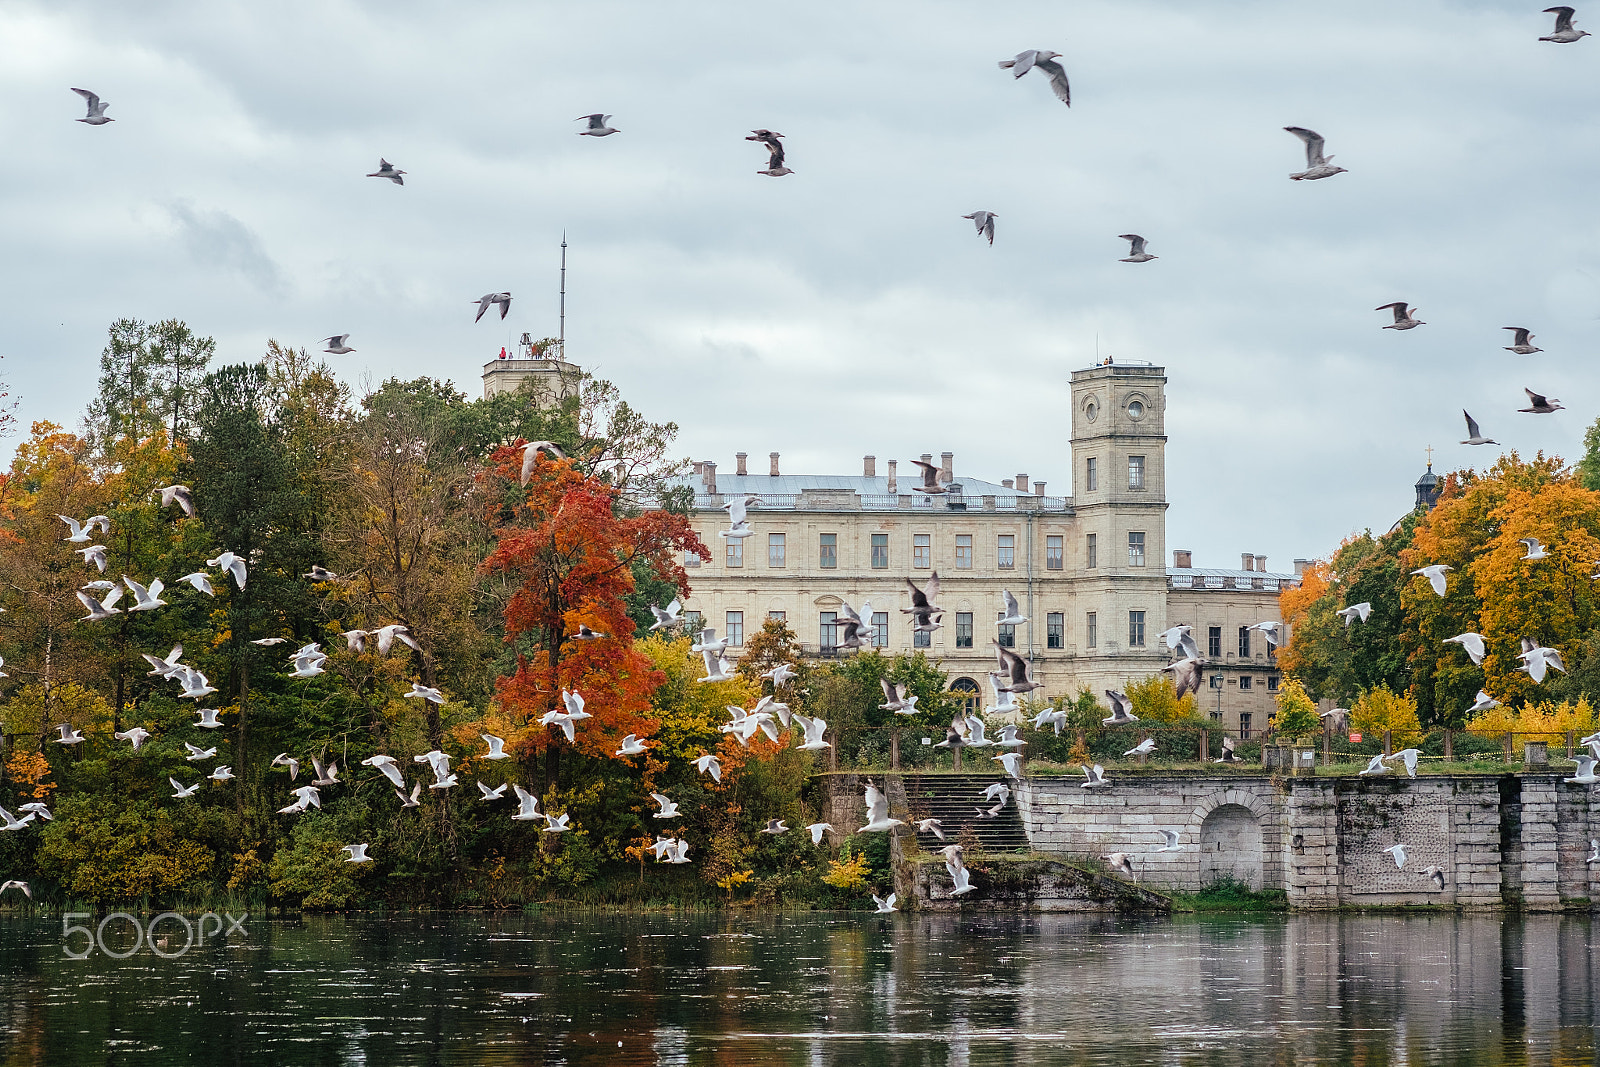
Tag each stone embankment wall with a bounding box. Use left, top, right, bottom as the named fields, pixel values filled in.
left=1013, top=772, right=1600, bottom=909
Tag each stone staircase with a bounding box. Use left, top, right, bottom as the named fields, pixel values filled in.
left=901, top=773, right=1031, bottom=854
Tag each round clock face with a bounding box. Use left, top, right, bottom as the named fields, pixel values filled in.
left=1127, top=399, right=1144, bottom=419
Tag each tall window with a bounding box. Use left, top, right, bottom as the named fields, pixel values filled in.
left=1046, top=535, right=1063, bottom=570
left=955, top=534, right=973, bottom=569
left=1129, top=610, right=1145, bottom=647
left=1267, top=676, right=1280, bottom=692
left=1086, top=612, right=1097, bottom=648
left=871, top=611, right=888, bottom=648
left=1086, top=533, right=1097, bottom=569
left=820, top=611, right=838, bottom=650
left=950, top=677, right=980, bottom=715
left=1238, top=626, right=1251, bottom=657
left=1128, top=455, right=1145, bottom=490
left=1085, top=457, right=1098, bottom=492
left=1240, top=712, right=1253, bottom=740
left=685, top=610, right=704, bottom=633
left=871, top=533, right=889, bottom=569
left=1239, top=675, right=1252, bottom=691
left=768, top=532, right=786, bottom=568
left=1047, top=612, right=1064, bottom=649
left=913, top=533, right=931, bottom=569
left=1208, top=626, right=1222, bottom=658
left=768, top=610, right=786, bottom=622
left=955, top=612, right=973, bottom=648
left=997, top=619, right=1016, bottom=648
left=726, top=611, right=744, bottom=647
left=1127, top=531, right=1146, bottom=567
left=998, top=534, right=1015, bottom=569
left=684, top=548, right=701, bottom=568
left=819, top=533, right=837, bottom=569
left=914, top=628, right=931, bottom=648
left=726, top=539, right=743, bottom=568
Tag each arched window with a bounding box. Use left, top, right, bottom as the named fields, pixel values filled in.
left=949, top=677, right=981, bottom=716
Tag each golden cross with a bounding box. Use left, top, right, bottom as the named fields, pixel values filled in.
left=1424, top=444, right=1434, bottom=467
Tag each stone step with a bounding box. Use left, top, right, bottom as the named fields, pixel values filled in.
left=903, top=773, right=1030, bottom=853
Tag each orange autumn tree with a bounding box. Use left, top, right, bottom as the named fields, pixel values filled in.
left=481, top=444, right=707, bottom=785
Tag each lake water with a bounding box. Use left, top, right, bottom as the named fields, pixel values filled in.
left=0, top=910, right=1594, bottom=1065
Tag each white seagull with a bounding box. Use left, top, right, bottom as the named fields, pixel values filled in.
left=114, top=726, right=151, bottom=751
left=793, top=712, right=832, bottom=751
left=872, top=892, right=898, bottom=914
left=1518, top=537, right=1548, bottom=560
left=1102, top=690, right=1138, bottom=726
left=859, top=782, right=904, bottom=832
left=473, top=293, right=512, bottom=323
left=992, top=751, right=1024, bottom=779
left=55, top=724, right=85, bottom=745
left=406, top=683, right=446, bottom=703
left=1541, top=6, right=1590, bottom=42
left=997, top=49, right=1071, bottom=105
left=77, top=586, right=123, bottom=621
left=321, top=335, right=355, bottom=355
left=1124, top=738, right=1156, bottom=758
left=1285, top=126, right=1346, bottom=180
left=1519, top=388, right=1563, bottom=414
left=649, top=599, right=683, bottom=631
left=761, top=662, right=797, bottom=686
left=650, top=793, right=679, bottom=818
left=0, top=880, right=29, bottom=898
left=366, top=158, right=405, bottom=184
left=177, top=572, right=214, bottom=595
left=1118, top=234, right=1157, bottom=263
left=209, top=766, right=235, bottom=781
left=1412, top=565, right=1452, bottom=596
left=1154, top=830, right=1183, bottom=853
left=1392, top=748, right=1421, bottom=778
left=477, top=781, right=508, bottom=800
left=207, top=551, right=248, bottom=590
left=1502, top=327, right=1542, bottom=355
left=121, top=577, right=166, bottom=612
left=361, top=754, right=405, bottom=788
left=1377, top=302, right=1424, bottom=330
left=1382, top=843, right=1409, bottom=870
left=1460, top=411, right=1497, bottom=446
left=693, top=753, right=722, bottom=783
left=760, top=819, right=788, bottom=835
left=576, top=113, right=619, bottom=136
left=805, top=822, right=834, bottom=845
left=616, top=734, right=649, bottom=757
left=481, top=734, right=510, bottom=760
left=512, top=785, right=543, bottom=821
left=342, top=844, right=371, bottom=863
left=1469, top=690, right=1500, bottom=713
left=1422, top=865, right=1446, bottom=891
left=1563, top=756, right=1598, bottom=785
left=0, top=809, right=34, bottom=831
left=72, top=87, right=113, bottom=124
left=1337, top=602, right=1372, bottom=628
left=271, top=753, right=300, bottom=779
left=194, top=707, right=224, bottom=729
left=517, top=440, right=567, bottom=485
left=1358, top=753, right=1391, bottom=776
left=1081, top=763, right=1111, bottom=789
left=1444, top=632, right=1486, bottom=665
left=155, top=485, right=195, bottom=516
left=170, top=778, right=200, bottom=799
left=1105, top=853, right=1137, bottom=882
left=879, top=678, right=919, bottom=714
left=962, top=211, right=997, bottom=245
left=997, top=589, right=1027, bottom=626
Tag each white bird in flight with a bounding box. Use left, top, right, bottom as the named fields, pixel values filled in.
left=1519, top=388, right=1563, bottom=414
left=123, top=576, right=167, bottom=612
left=155, top=484, right=195, bottom=516
left=170, top=778, right=200, bottom=799
left=58, top=514, right=110, bottom=543
left=576, top=113, right=619, bottom=136
left=1460, top=411, right=1497, bottom=446
left=342, top=844, right=372, bottom=863
left=962, top=211, right=997, bottom=245
left=473, top=293, right=512, bottom=323
left=407, top=683, right=446, bottom=703
left=77, top=586, right=123, bottom=621
left=512, top=785, right=543, bottom=821
left=1502, top=326, right=1542, bottom=355
left=1412, top=564, right=1452, bottom=596
left=1154, top=829, right=1183, bottom=853
left=481, top=734, right=510, bottom=760
left=207, top=551, right=248, bottom=590
left=1377, top=302, right=1424, bottom=330
left=1444, top=632, right=1486, bottom=665
left=72, top=87, right=113, bottom=124
left=366, top=158, right=405, bottom=184
left=805, top=822, right=833, bottom=845
left=1285, top=126, right=1346, bottom=180
left=114, top=726, right=151, bottom=751
left=872, top=892, right=898, bottom=914
left=693, top=753, right=722, bottom=783
left=859, top=782, right=904, bottom=832
left=1518, top=537, right=1548, bottom=560
left=997, top=49, right=1071, bottom=105
left=650, top=793, right=679, bottom=818
left=1118, top=234, right=1157, bottom=263
left=616, top=734, right=649, bottom=757
left=321, top=335, right=355, bottom=355
left=76, top=544, right=108, bottom=572
left=361, top=754, right=405, bottom=788
left=477, top=781, right=508, bottom=800
left=1337, top=602, right=1372, bottom=628
left=1541, top=6, right=1590, bottom=42
left=1383, top=843, right=1409, bottom=870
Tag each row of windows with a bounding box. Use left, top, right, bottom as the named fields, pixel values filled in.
left=1083, top=455, right=1145, bottom=493
left=695, top=531, right=1147, bottom=569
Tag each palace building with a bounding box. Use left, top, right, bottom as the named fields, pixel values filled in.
left=659, top=361, right=1303, bottom=736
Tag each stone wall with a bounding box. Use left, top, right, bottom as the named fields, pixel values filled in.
left=1009, top=771, right=1600, bottom=909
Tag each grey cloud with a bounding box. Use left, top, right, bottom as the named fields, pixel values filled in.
left=165, top=200, right=285, bottom=296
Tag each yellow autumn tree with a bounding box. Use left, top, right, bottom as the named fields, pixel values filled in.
left=1467, top=697, right=1599, bottom=744
left=1273, top=678, right=1319, bottom=739
left=1124, top=673, right=1198, bottom=723
left=1350, top=686, right=1423, bottom=747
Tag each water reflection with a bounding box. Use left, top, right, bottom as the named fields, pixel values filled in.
left=0, top=911, right=1593, bottom=1065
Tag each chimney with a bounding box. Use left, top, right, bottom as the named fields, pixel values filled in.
left=1241, top=553, right=1254, bottom=572
left=1254, top=555, right=1267, bottom=572
left=1016, top=473, right=1029, bottom=493
left=1294, top=559, right=1310, bottom=576
left=1002, top=479, right=1014, bottom=489
left=735, top=452, right=747, bottom=476
left=769, top=452, right=780, bottom=477
left=693, top=460, right=705, bottom=479
left=1034, top=481, right=1046, bottom=496
left=940, top=451, right=954, bottom=483
left=887, top=459, right=897, bottom=494
left=704, top=460, right=717, bottom=496
left=1173, top=550, right=1192, bottom=568
left=863, top=455, right=876, bottom=477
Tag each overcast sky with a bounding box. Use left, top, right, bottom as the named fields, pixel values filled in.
left=2, top=0, right=1596, bottom=570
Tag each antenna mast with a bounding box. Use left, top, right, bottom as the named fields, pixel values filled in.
left=559, top=232, right=567, bottom=346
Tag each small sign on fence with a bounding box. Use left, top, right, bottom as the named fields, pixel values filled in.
left=1349, top=732, right=1362, bottom=743
left=920, top=737, right=931, bottom=745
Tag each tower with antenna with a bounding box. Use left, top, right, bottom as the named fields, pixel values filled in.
left=480, top=235, right=581, bottom=402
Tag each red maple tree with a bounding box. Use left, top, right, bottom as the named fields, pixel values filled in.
left=482, top=445, right=707, bottom=772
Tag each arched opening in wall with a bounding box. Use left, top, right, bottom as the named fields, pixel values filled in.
left=1199, top=803, right=1264, bottom=891
left=949, top=677, right=980, bottom=716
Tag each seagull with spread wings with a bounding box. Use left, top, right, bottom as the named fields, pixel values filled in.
left=997, top=50, right=1071, bottom=106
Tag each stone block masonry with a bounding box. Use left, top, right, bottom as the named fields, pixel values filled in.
left=1010, top=772, right=1600, bottom=910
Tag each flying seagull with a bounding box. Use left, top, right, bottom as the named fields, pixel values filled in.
left=575, top=113, right=619, bottom=136
left=1412, top=564, right=1452, bottom=596
left=1563, top=755, right=1598, bottom=785
left=1392, top=748, right=1421, bottom=778
left=650, top=793, right=679, bottom=819
left=512, top=785, right=542, bottom=821
left=994, top=641, right=1041, bottom=693
left=55, top=723, right=85, bottom=745
left=1358, top=753, right=1391, bottom=776
left=1105, top=853, right=1137, bottom=882
left=207, top=550, right=247, bottom=590
left=760, top=819, right=788, bottom=835
left=917, top=817, right=946, bottom=841
left=1519, top=388, right=1563, bottom=414
left=155, top=485, right=195, bottom=516
left=805, top=822, right=833, bottom=845
left=962, top=211, right=997, bottom=245
left=649, top=599, right=683, bottom=631
left=77, top=544, right=107, bottom=572
left=321, top=335, right=355, bottom=355
left=1502, top=327, right=1542, bottom=355
left=761, top=662, right=797, bottom=686
left=872, top=892, right=898, bottom=914
left=473, top=293, right=512, bottom=323
left=518, top=440, right=567, bottom=485
left=1337, top=602, right=1372, bottom=628
left=481, top=733, right=510, bottom=760
left=342, top=844, right=372, bottom=863
left=477, top=781, right=508, bottom=801
left=616, top=734, right=648, bottom=757
left=747, top=129, right=793, bottom=176
left=910, top=458, right=948, bottom=495
left=1102, top=689, right=1138, bottom=726
left=1214, top=736, right=1240, bottom=764
left=1154, top=829, right=1183, bottom=853
left=902, top=572, right=945, bottom=631
left=1540, top=6, right=1590, bottom=42
left=1124, top=737, right=1156, bottom=758
left=78, top=586, right=123, bottom=621
left=879, top=678, right=919, bottom=714
left=991, top=751, right=1024, bottom=779
left=170, top=778, right=200, bottom=799
left=997, top=50, right=1071, bottom=106
left=1377, top=302, right=1424, bottom=330
left=1081, top=763, right=1111, bottom=789
left=1118, top=234, right=1157, bottom=263
left=366, top=158, right=405, bottom=184
left=1469, top=689, right=1499, bottom=713
left=177, top=572, right=214, bottom=595
left=1248, top=621, right=1284, bottom=648
left=997, top=589, right=1027, bottom=627
left=1421, top=865, right=1446, bottom=891
left=58, top=514, right=109, bottom=543
left=859, top=782, right=904, bottom=832
left=1444, top=632, right=1486, bottom=665
left=1518, top=537, right=1548, bottom=560
left=0, top=880, right=29, bottom=899
left=406, top=682, right=445, bottom=703
left=1284, top=126, right=1346, bottom=180
left=693, top=752, right=722, bottom=783
left=1460, top=411, right=1497, bottom=446
left=1382, top=843, right=1409, bottom=870
left=72, top=88, right=113, bottom=125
